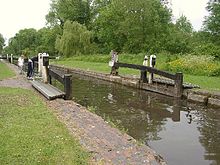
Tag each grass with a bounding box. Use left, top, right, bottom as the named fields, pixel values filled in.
left=53, top=60, right=140, bottom=75
left=0, top=87, right=89, bottom=165
left=184, top=74, right=220, bottom=91
left=0, top=61, right=15, bottom=80
left=52, top=55, right=220, bottom=91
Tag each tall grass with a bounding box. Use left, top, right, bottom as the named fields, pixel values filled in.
left=168, top=55, right=220, bottom=76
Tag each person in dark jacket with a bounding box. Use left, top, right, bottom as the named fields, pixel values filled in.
left=31, top=56, right=38, bottom=76
left=27, top=58, right=33, bottom=79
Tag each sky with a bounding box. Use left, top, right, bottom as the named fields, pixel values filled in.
left=0, top=0, right=51, bottom=41
left=171, top=0, right=209, bottom=30
left=0, top=0, right=209, bottom=43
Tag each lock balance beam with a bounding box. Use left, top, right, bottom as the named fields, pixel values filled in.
left=31, top=80, right=65, bottom=100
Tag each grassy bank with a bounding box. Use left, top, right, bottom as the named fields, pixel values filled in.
left=0, top=87, right=89, bottom=164
left=0, top=61, right=15, bottom=80
left=184, top=74, right=220, bottom=91
left=52, top=54, right=220, bottom=91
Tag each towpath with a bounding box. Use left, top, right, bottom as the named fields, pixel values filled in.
left=0, top=61, right=166, bottom=165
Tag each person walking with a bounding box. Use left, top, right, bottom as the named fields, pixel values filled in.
left=17, top=55, right=24, bottom=74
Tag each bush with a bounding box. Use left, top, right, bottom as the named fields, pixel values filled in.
left=192, top=43, right=220, bottom=59
left=168, top=55, right=220, bottom=76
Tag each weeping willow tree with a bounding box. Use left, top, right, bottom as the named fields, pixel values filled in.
left=55, top=20, right=93, bottom=57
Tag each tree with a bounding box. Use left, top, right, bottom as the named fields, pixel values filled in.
left=175, top=15, right=193, bottom=34
left=203, top=0, right=220, bottom=44
left=163, top=15, right=193, bottom=54
left=0, top=33, right=5, bottom=54
left=164, top=24, right=192, bottom=54
left=6, top=28, right=39, bottom=56
left=93, top=0, right=172, bottom=53
left=37, top=26, right=62, bottom=56
left=55, top=20, right=94, bottom=56
left=46, top=0, right=90, bottom=28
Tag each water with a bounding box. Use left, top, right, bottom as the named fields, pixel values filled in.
left=58, top=73, right=220, bottom=165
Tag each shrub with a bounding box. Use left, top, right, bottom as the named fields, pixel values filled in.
left=192, top=43, right=220, bottom=59
left=168, top=55, right=220, bottom=76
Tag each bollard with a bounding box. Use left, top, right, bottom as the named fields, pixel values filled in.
left=10, top=54, right=13, bottom=64
left=42, top=53, right=49, bottom=83
left=174, top=72, right=183, bottom=98
left=38, top=53, right=43, bottom=76
left=148, top=55, right=156, bottom=84
left=64, top=74, right=72, bottom=100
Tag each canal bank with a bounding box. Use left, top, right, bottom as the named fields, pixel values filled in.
left=50, top=64, right=220, bottom=107
left=1, top=61, right=165, bottom=164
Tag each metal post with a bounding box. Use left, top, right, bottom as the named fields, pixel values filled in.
left=174, top=72, right=183, bottom=98
left=64, top=74, right=72, bottom=100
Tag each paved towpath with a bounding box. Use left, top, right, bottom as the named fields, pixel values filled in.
left=0, top=61, right=166, bottom=165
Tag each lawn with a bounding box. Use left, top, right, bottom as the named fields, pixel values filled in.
left=0, top=87, right=89, bottom=165
left=0, top=61, right=15, bottom=80
left=184, top=74, right=220, bottom=91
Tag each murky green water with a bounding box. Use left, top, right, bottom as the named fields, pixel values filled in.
left=56, top=73, right=220, bottom=165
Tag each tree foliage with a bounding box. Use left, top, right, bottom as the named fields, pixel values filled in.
left=0, top=33, right=5, bottom=54
left=204, top=0, right=220, bottom=44
left=36, top=26, right=62, bottom=56
left=175, top=15, right=193, bottom=34
left=3, top=27, right=61, bottom=57
left=4, top=29, right=39, bottom=56
left=55, top=20, right=93, bottom=56
left=93, top=0, right=172, bottom=53
left=46, top=0, right=90, bottom=28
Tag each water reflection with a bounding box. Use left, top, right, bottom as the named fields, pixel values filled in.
left=54, top=73, right=220, bottom=165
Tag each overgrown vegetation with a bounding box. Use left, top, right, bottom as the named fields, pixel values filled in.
left=0, top=61, right=15, bottom=80
left=0, top=87, right=89, bottom=164
left=168, top=55, right=220, bottom=76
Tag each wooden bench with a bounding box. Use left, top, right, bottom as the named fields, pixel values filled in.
left=31, top=80, right=65, bottom=100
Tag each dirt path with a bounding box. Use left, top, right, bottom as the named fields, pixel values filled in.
left=0, top=61, right=166, bottom=165
left=0, top=61, right=32, bottom=89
